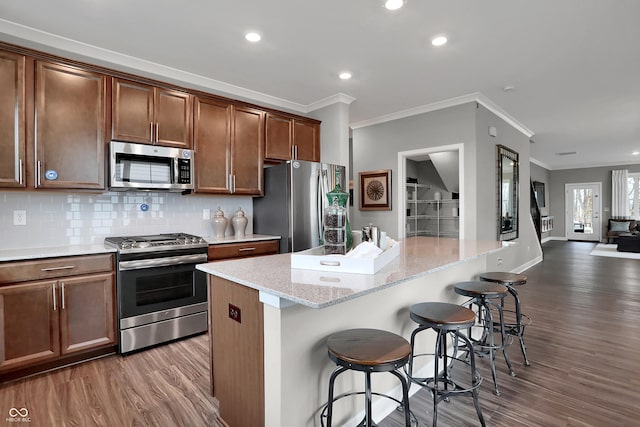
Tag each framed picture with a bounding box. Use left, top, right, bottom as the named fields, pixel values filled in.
left=359, top=169, right=392, bottom=211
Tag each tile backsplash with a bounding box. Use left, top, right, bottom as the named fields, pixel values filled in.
left=0, top=191, right=253, bottom=250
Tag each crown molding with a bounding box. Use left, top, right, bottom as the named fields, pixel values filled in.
left=529, top=157, right=552, bottom=170
left=0, top=19, right=310, bottom=113
left=305, top=93, right=356, bottom=112
left=350, top=92, right=535, bottom=140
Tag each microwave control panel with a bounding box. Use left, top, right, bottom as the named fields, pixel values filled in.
left=178, top=158, right=192, bottom=184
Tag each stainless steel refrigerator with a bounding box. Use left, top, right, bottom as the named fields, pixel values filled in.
left=253, top=160, right=346, bottom=253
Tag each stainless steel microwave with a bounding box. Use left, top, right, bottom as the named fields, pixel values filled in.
left=109, top=141, right=195, bottom=192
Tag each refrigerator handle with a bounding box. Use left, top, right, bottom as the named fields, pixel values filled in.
left=317, top=170, right=324, bottom=243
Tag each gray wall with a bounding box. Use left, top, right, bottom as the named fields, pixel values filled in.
left=352, top=102, right=541, bottom=272
left=549, top=164, right=640, bottom=239
left=351, top=103, right=476, bottom=237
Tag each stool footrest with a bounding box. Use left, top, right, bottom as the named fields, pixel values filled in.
left=319, top=390, right=417, bottom=427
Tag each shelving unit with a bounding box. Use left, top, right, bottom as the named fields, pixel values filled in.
left=405, top=183, right=459, bottom=238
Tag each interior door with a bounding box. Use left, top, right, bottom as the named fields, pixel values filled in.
left=566, top=183, right=601, bottom=241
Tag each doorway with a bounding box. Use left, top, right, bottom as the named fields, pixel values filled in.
left=565, top=182, right=602, bottom=241
left=397, top=144, right=464, bottom=239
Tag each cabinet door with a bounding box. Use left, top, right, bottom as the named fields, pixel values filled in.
left=59, top=273, right=116, bottom=355
left=194, top=97, right=232, bottom=193
left=35, top=61, right=106, bottom=189
left=112, top=78, right=154, bottom=144
left=0, top=50, right=26, bottom=188
left=155, top=88, right=192, bottom=148
left=293, top=120, right=320, bottom=162
left=0, top=281, right=59, bottom=372
left=264, top=113, right=292, bottom=161
left=231, top=106, right=264, bottom=195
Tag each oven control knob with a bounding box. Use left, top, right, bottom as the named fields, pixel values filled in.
left=177, top=237, right=187, bottom=245
left=165, top=311, right=171, bottom=317
left=137, top=241, right=151, bottom=248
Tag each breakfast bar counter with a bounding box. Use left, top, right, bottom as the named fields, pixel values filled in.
left=197, top=236, right=507, bottom=427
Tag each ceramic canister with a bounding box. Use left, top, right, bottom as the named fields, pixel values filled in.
left=211, top=206, right=228, bottom=238
left=232, top=207, right=248, bottom=237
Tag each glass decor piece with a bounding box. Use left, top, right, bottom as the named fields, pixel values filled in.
left=326, top=168, right=353, bottom=250
left=323, top=197, right=347, bottom=255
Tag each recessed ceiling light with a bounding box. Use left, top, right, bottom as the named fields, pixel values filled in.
left=431, top=36, right=448, bottom=46
left=245, top=32, right=261, bottom=42
left=633, top=151, right=640, bottom=155
left=503, top=85, right=516, bottom=92
left=384, top=0, right=404, bottom=11
left=339, top=72, right=352, bottom=80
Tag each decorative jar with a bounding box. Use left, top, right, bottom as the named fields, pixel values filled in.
left=211, top=206, right=228, bottom=238
left=232, top=207, right=248, bottom=237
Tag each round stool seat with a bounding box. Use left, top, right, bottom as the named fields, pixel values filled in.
left=454, top=280, right=508, bottom=298
left=327, top=328, right=411, bottom=371
left=479, top=271, right=527, bottom=286
left=410, top=302, right=475, bottom=330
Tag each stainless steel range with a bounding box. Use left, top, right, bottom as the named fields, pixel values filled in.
left=104, top=233, right=209, bottom=354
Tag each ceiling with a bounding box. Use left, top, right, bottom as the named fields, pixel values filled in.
left=1, top=0, right=638, bottom=170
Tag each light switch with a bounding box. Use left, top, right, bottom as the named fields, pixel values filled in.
left=13, top=210, right=26, bottom=226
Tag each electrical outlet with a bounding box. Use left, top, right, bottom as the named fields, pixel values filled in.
left=13, top=210, right=26, bottom=226
left=228, top=304, right=241, bottom=323
left=497, top=257, right=503, bottom=266
left=203, top=208, right=211, bottom=220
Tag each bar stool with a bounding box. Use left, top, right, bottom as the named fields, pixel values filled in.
left=479, top=272, right=531, bottom=366
left=454, top=281, right=514, bottom=396
left=406, top=302, right=485, bottom=427
left=320, top=328, right=413, bottom=427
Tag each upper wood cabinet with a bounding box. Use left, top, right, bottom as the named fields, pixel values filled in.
left=265, top=113, right=320, bottom=163
left=35, top=61, right=107, bottom=190
left=112, top=78, right=192, bottom=148
left=0, top=50, right=26, bottom=188
left=194, top=96, right=263, bottom=195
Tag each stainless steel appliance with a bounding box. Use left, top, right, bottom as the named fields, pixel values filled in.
left=253, top=160, right=346, bottom=253
left=104, top=233, right=208, bottom=354
left=109, top=141, right=195, bottom=192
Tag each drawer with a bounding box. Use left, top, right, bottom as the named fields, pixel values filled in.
left=0, top=254, right=114, bottom=284
left=208, top=240, right=279, bottom=261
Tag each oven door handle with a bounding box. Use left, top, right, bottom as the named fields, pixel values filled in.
left=118, top=253, right=208, bottom=271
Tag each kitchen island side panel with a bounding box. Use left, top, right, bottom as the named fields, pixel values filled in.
left=209, top=277, right=264, bottom=427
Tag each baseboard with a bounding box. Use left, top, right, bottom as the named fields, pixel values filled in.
left=513, top=255, right=542, bottom=274
left=542, top=236, right=567, bottom=242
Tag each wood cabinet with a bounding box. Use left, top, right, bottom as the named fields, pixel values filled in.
left=0, top=50, right=26, bottom=188
left=207, top=239, right=279, bottom=261
left=265, top=113, right=320, bottom=162
left=112, top=78, right=192, bottom=148
left=35, top=61, right=107, bottom=190
left=0, top=254, right=116, bottom=376
left=194, top=96, right=264, bottom=195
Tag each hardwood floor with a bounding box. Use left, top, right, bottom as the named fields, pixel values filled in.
left=2, top=241, right=639, bottom=426
left=385, top=241, right=640, bottom=426
left=0, top=333, right=226, bottom=427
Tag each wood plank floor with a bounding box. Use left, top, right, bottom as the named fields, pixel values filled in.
left=2, top=241, right=639, bottom=426
left=385, top=240, right=640, bottom=426
left=0, top=333, right=227, bottom=427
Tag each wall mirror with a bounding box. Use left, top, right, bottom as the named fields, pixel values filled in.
left=497, top=144, right=519, bottom=240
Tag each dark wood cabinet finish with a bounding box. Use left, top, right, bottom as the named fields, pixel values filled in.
left=231, top=106, right=264, bottom=195
left=59, top=273, right=116, bottom=355
left=264, top=113, right=292, bottom=161
left=0, top=50, right=26, bottom=188
left=207, top=240, right=279, bottom=261
left=112, top=78, right=192, bottom=148
left=264, top=114, right=320, bottom=162
left=0, top=254, right=116, bottom=376
left=0, top=280, right=59, bottom=372
left=293, top=119, right=320, bottom=162
left=35, top=61, right=106, bottom=190
left=194, top=97, right=263, bottom=195
left=209, top=277, right=264, bottom=427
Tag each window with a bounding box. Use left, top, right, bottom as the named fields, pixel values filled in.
left=628, top=173, right=640, bottom=218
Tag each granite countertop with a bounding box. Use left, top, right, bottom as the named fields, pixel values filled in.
left=197, top=236, right=507, bottom=309
left=203, top=234, right=280, bottom=245
left=0, top=244, right=117, bottom=262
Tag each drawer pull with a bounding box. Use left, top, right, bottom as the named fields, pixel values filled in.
left=41, top=265, right=75, bottom=272
left=52, top=283, right=57, bottom=311
left=238, top=247, right=256, bottom=252
left=61, top=282, right=65, bottom=310
left=320, top=261, right=341, bottom=267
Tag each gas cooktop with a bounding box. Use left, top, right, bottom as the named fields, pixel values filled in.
left=104, top=233, right=207, bottom=252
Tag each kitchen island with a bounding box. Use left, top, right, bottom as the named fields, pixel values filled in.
left=197, top=236, right=507, bottom=427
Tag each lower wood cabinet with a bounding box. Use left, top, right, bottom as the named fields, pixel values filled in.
left=0, top=254, right=116, bottom=378
left=207, top=239, right=279, bottom=261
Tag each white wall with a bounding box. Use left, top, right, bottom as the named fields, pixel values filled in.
left=0, top=191, right=252, bottom=250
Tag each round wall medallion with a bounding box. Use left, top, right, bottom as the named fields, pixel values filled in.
left=366, top=180, right=385, bottom=200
